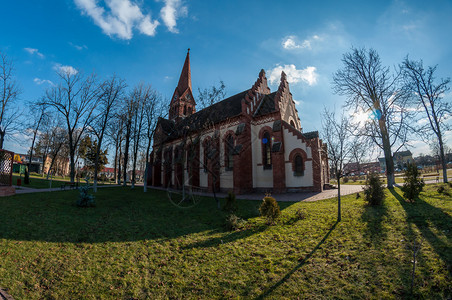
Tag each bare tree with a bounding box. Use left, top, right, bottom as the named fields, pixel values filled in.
left=333, top=47, right=410, bottom=188
left=130, top=84, right=148, bottom=188
left=197, top=81, right=226, bottom=110
left=322, top=107, right=353, bottom=222
left=90, top=75, right=126, bottom=192
left=349, top=136, right=372, bottom=175
left=24, top=101, right=50, bottom=183
left=34, top=122, right=68, bottom=179
left=107, top=112, right=125, bottom=184
left=0, top=51, right=21, bottom=149
left=402, top=58, right=451, bottom=183
left=143, top=92, right=163, bottom=192
left=122, top=91, right=137, bottom=186
left=43, top=69, right=99, bottom=183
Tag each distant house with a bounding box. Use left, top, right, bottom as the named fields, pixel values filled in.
left=100, top=167, right=115, bottom=179
left=393, top=150, right=414, bottom=169
left=378, top=150, right=414, bottom=172
left=343, top=161, right=381, bottom=175
left=13, top=154, right=43, bottom=173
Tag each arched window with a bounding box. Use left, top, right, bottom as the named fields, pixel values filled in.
left=203, top=139, right=210, bottom=172
left=225, top=135, right=234, bottom=171
left=290, top=120, right=295, bottom=127
left=294, top=154, right=304, bottom=176
left=262, top=131, right=272, bottom=169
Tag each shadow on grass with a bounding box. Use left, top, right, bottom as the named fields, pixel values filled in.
left=0, top=187, right=296, bottom=244
left=182, top=225, right=268, bottom=249
left=389, top=189, right=452, bottom=276
left=361, top=198, right=389, bottom=246
left=255, top=220, right=339, bottom=299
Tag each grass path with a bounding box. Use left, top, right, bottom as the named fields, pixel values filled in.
left=0, top=185, right=450, bottom=298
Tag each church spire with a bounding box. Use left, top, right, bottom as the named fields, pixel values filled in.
left=176, top=48, right=192, bottom=95
left=169, top=49, right=196, bottom=121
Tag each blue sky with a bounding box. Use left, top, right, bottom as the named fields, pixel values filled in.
left=1, top=0, right=451, bottom=159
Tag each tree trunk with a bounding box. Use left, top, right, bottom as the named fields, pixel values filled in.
left=117, top=139, right=122, bottom=185
left=46, top=156, right=57, bottom=180
left=378, top=114, right=395, bottom=188
left=69, top=147, right=76, bottom=183
left=0, top=131, right=4, bottom=149
left=337, top=175, right=341, bottom=222
left=439, top=138, right=448, bottom=183
left=123, top=135, right=130, bottom=187
left=113, top=140, right=119, bottom=184
left=93, top=150, right=99, bottom=192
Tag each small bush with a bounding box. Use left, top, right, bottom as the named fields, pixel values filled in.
left=280, top=208, right=306, bottom=225
left=437, top=186, right=445, bottom=194
left=352, top=176, right=357, bottom=182
left=449, top=182, right=452, bottom=188
left=363, top=172, right=385, bottom=206
left=259, top=195, right=280, bottom=225
left=342, top=177, right=349, bottom=183
left=225, top=214, right=246, bottom=231
left=295, top=209, right=306, bottom=220
left=401, top=163, right=425, bottom=202
left=223, top=191, right=237, bottom=213
left=77, top=185, right=95, bottom=207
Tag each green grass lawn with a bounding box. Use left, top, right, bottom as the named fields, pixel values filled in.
left=0, top=185, right=450, bottom=299
left=12, top=173, right=112, bottom=189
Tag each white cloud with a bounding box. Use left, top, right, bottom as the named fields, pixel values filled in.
left=69, top=42, right=88, bottom=50
left=267, top=64, right=318, bottom=86
left=34, top=78, right=55, bottom=86
left=53, top=63, right=79, bottom=76
left=282, top=35, right=321, bottom=50
left=24, top=47, right=45, bottom=58
left=160, top=0, right=187, bottom=33
left=74, top=0, right=159, bottom=40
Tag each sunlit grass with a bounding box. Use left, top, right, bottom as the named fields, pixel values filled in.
left=0, top=185, right=450, bottom=298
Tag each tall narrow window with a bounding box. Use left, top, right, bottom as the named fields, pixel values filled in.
left=203, top=140, right=210, bottom=172
left=262, top=131, right=272, bottom=169
left=225, top=135, right=234, bottom=171
left=183, top=105, right=187, bottom=115
left=294, top=154, right=304, bottom=176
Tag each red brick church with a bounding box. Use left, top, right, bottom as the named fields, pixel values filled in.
left=150, top=50, right=329, bottom=194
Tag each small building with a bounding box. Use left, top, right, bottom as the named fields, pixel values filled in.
left=379, top=150, right=414, bottom=172
left=343, top=161, right=381, bottom=175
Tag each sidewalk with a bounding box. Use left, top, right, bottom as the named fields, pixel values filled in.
left=155, top=184, right=364, bottom=203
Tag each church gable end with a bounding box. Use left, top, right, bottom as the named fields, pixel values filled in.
left=274, top=71, right=302, bottom=130
left=241, top=69, right=272, bottom=116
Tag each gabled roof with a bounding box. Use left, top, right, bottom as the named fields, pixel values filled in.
left=394, top=150, right=412, bottom=157
left=254, top=92, right=277, bottom=116
left=158, top=90, right=249, bottom=142
left=302, top=131, right=319, bottom=139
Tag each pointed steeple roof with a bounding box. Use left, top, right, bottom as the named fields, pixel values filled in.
left=175, top=48, right=192, bottom=96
